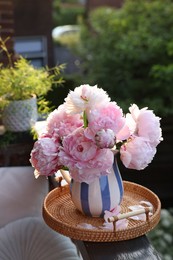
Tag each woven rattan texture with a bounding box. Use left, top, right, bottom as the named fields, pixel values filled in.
left=43, top=181, right=161, bottom=242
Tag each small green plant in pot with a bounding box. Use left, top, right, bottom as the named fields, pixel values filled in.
left=0, top=37, right=64, bottom=132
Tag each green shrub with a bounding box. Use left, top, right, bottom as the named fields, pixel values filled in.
left=53, top=0, right=85, bottom=26
left=53, top=30, right=80, bottom=49
left=0, top=37, right=64, bottom=115
left=78, top=0, right=173, bottom=116
left=45, top=74, right=82, bottom=108
left=148, top=208, right=173, bottom=260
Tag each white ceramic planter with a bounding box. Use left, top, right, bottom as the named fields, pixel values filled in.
left=2, top=96, right=38, bottom=132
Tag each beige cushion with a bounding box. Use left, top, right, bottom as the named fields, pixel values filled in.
left=0, top=166, right=48, bottom=228
left=0, top=217, right=81, bottom=260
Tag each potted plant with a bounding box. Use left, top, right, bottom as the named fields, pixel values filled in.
left=0, top=37, right=64, bottom=132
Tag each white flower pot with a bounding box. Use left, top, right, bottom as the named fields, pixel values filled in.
left=2, top=96, right=38, bottom=132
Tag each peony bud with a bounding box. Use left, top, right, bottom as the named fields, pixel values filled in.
left=95, top=129, right=116, bottom=148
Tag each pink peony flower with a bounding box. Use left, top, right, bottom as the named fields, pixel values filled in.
left=120, top=136, right=156, bottom=170
left=116, top=124, right=131, bottom=141
left=30, top=137, right=60, bottom=176
left=64, top=84, right=110, bottom=114
left=46, top=104, right=83, bottom=139
left=127, top=104, right=163, bottom=146
left=85, top=102, right=126, bottom=141
left=95, top=129, right=115, bottom=148
left=88, top=102, right=125, bottom=133
left=58, top=128, right=114, bottom=183
left=30, top=85, right=163, bottom=182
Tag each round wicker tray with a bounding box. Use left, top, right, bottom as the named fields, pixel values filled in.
left=43, top=181, right=161, bottom=242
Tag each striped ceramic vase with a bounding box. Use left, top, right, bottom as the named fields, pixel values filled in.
left=70, top=158, right=124, bottom=217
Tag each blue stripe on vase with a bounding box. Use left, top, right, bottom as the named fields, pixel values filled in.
left=113, top=160, right=124, bottom=203
left=99, top=175, right=110, bottom=217
left=80, top=182, right=91, bottom=216
left=70, top=179, right=73, bottom=192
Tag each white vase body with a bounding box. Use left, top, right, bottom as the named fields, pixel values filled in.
left=70, top=159, right=124, bottom=217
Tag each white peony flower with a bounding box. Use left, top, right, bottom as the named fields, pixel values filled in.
left=64, top=84, right=110, bottom=114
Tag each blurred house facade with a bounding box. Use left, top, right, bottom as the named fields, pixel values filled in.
left=87, top=0, right=123, bottom=10
left=0, top=0, right=54, bottom=66
left=0, top=0, right=124, bottom=66
left=0, top=0, right=15, bottom=65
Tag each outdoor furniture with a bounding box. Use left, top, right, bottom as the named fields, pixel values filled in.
left=0, top=167, right=81, bottom=259
left=73, top=235, right=161, bottom=260
left=0, top=217, right=81, bottom=260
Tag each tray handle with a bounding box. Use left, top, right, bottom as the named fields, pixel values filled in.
left=108, top=207, right=153, bottom=233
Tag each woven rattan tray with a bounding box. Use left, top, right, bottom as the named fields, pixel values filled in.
left=43, top=181, right=161, bottom=242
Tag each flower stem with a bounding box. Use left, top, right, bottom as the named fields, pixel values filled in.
left=83, top=111, right=88, bottom=128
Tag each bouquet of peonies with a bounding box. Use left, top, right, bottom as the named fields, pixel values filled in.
left=30, top=84, right=163, bottom=184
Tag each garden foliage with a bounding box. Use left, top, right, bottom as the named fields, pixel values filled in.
left=148, top=208, right=173, bottom=260
left=79, top=0, right=173, bottom=116
left=53, top=0, right=85, bottom=27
